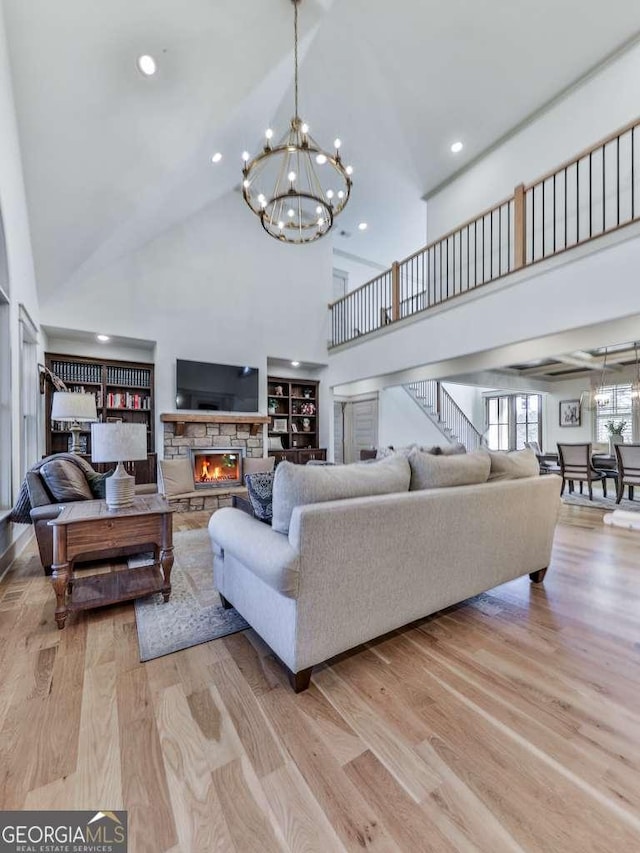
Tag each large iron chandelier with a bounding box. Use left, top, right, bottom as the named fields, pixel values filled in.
left=581, top=347, right=612, bottom=411
left=241, top=0, right=352, bottom=244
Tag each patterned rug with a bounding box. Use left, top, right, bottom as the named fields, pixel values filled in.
left=133, top=528, right=248, bottom=662
left=562, top=491, right=640, bottom=512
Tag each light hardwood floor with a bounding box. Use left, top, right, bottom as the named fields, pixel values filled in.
left=1, top=505, right=639, bottom=852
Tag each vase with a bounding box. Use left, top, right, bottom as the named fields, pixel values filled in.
left=609, top=435, right=623, bottom=455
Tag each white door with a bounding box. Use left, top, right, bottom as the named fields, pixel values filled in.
left=344, top=397, right=378, bottom=463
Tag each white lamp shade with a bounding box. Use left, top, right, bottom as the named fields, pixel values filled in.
left=91, top=422, right=147, bottom=463
left=51, top=391, right=98, bottom=422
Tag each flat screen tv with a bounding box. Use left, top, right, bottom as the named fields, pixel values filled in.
left=176, top=360, right=259, bottom=412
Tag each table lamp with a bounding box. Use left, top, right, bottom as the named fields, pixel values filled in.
left=51, top=391, right=98, bottom=453
left=91, top=422, right=147, bottom=509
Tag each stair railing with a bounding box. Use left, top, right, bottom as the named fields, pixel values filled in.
left=405, top=381, right=482, bottom=450
left=329, top=115, right=640, bottom=348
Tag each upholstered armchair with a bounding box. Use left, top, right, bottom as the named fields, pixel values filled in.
left=557, top=443, right=608, bottom=500
left=22, top=453, right=156, bottom=574
left=614, top=444, right=640, bottom=503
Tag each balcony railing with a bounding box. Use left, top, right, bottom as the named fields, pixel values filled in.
left=329, top=116, right=640, bottom=348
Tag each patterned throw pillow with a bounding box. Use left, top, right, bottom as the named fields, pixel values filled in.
left=245, top=472, right=274, bottom=524
left=85, top=469, right=115, bottom=499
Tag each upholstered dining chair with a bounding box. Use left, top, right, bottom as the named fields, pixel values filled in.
left=557, top=443, right=608, bottom=499
left=614, top=443, right=640, bottom=503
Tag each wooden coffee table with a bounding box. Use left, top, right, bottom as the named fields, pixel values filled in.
left=49, top=494, right=174, bottom=629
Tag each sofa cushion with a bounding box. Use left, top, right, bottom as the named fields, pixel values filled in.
left=159, top=458, right=193, bottom=497
left=377, top=442, right=466, bottom=460
left=243, top=456, right=275, bottom=480
left=245, top=472, right=275, bottom=523
left=409, top=448, right=491, bottom=490
left=272, top=454, right=411, bottom=535
left=488, top=448, right=539, bottom=481
left=40, top=459, right=94, bottom=502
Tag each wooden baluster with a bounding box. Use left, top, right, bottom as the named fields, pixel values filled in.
left=514, top=183, right=526, bottom=269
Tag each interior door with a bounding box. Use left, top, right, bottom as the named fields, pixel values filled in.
left=333, top=401, right=345, bottom=465
left=344, top=397, right=378, bottom=463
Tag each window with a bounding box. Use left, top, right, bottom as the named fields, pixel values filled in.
left=18, top=305, right=39, bottom=480
left=0, top=293, right=10, bottom=510
left=486, top=393, right=542, bottom=451
left=594, top=384, right=634, bottom=443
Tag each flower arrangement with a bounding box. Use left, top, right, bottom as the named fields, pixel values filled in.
left=604, top=419, right=627, bottom=435
left=300, top=401, right=315, bottom=416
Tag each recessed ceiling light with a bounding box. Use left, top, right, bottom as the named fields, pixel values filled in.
left=211, top=152, right=222, bottom=163
left=136, top=55, right=157, bottom=76
left=291, top=361, right=300, bottom=367
left=97, top=334, right=110, bottom=342
left=358, top=222, right=368, bottom=231
left=450, top=141, right=464, bottom=153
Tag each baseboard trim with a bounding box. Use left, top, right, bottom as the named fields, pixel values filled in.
left=0, top=525, right=34, bottom=583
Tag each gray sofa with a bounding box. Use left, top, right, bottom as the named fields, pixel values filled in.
left=209, top=458, right=561, bottom=691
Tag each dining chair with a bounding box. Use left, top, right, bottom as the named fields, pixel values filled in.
left=557, top=443, right=608, bottom=499
left=525, top=441, right=560, bottom=474
left=614, top=443, right=640, bottom=503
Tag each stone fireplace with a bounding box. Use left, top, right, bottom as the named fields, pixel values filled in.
left=161, top=413, right=269, bottom=511
left=190, top=448, right=243, bottom=488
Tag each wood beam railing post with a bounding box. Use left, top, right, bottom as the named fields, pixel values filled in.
left=391, top=262, right=400, bottom=321
left=514, top=183, right=526, bottom=270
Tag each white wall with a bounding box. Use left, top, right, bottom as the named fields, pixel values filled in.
left=427, top=41, right=640, bottom=240
left=543, top=378, right=593, bottom=452
left=40, top=191, right=334, bottom=458
left=378, top=386, right=450, bottom=449
left=0, top=0, right=39, bottom=557
left=333, top=252, right=388, bottom=295
left=442, top=382, right=489, bottom=432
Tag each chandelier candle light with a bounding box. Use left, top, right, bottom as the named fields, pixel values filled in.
left=241, top=0, right=352, bottom=243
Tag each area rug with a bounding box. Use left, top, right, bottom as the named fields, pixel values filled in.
left=133, top=528, right=248, bottom=662
left=562, top=491, right=640, bottom=512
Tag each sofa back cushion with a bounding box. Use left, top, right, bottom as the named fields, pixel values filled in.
left=40, top=459, right=94, bottom=502
left=409, top=448, right=491, bottom=490
left=488, top=448, right=539, bottom=480
left=272, top=454, right=411, bottom=534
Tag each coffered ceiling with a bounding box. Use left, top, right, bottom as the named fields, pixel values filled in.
left=3, top=0, right=640, bottom=299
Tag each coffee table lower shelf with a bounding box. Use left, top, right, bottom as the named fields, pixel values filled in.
left=69, top=564, right=165, bottom=611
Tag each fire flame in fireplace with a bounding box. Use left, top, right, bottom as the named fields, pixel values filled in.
left=196, top=454, right=239, bottom=483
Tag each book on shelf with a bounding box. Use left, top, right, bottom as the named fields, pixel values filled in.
left=106, top=366, right=151, bottom=387
left=50, top=360, right=102, bottom=384
left=106, top=391, right=151, bottom=409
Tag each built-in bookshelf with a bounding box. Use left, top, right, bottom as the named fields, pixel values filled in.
left=267, top=376, right=325, bottom=464
left=44, top=353, right=156, bottom=483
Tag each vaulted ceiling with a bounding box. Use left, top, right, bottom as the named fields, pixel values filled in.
left=4, top=0, right=640, bottom=301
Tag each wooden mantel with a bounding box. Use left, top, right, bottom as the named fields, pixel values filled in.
left=160, top=412, right=269, bottom=437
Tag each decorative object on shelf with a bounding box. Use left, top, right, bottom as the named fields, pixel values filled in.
left=303, top=387, right=313, bottom=399
left=91, top=422, right=147, bottom=509
left=106, top=416, right=123, bottom=424
left=38, top=363, right=68, bottom=394
left=268, top=436, right=284, bottom=451
left=268, top=397, right=278, bottom=414
left=51, top=391, right=98, bottom=453
left=580, top=347, right=611, bottom=411
left=275, top=385, right=284, bottom=397
left=559, top=399, right=581, bottom=427
left=605, top=419, right=627, bottom=456
left=241, top=0, right=352, bottom=244
left=300, top=401, right=315, bottom=415
left=302, top=418, right=311, bottom=432
left=273, top=417, right=288, bottom=433
left=291, top=423, right=298, bottom=432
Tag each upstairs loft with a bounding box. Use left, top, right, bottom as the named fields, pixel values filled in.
left=328, top=115, right=640, bottom=357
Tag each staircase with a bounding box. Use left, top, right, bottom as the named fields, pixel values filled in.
left=404, top=381, right=483, bottom=451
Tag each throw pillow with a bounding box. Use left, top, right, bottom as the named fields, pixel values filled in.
left=243, top=456, right=275, bottom=480
left=488, top=448, right=539, bottom=481
left=85, top=468, right=115, bottom=499
left=40, top=459, right=94, bottom=502
left=159, top=458, right=194, bottom=497
left=245, top=472, right=275, bottom=523
left=376, top=444, right=416, bottom=460
left=408, top=448, right=491, bottom=490
left=272, top=453, right=411, bottom=535
left=7, top=480, right=32, bottom=524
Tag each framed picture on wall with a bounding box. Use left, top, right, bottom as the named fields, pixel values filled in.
left=559, top=399, right=581, bottom=427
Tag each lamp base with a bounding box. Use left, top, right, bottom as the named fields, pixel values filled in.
left=105, top=461, right=135, bottom=510
left=69, top=422, right=84, bottom=455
